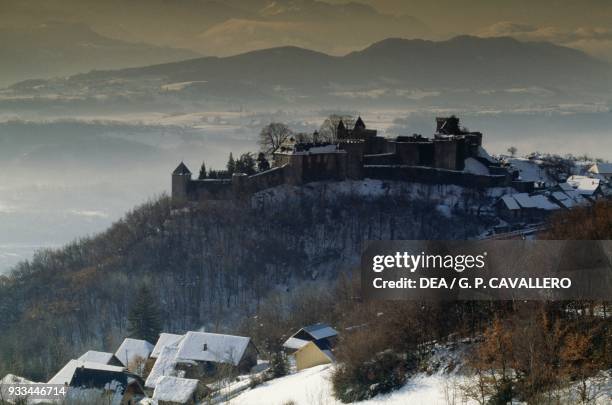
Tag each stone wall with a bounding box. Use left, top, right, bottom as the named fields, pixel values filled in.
left=364, top=165, right=513, bottom=189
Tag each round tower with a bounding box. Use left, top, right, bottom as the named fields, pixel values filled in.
left=172, top=161, right=192, bottom=200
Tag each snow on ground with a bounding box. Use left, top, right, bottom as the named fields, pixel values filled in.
left=252, top=179, right=513, bottom=212
left=227, top=365, right=612, bottom=405
left=227, top=365, right=477, bottom=405
left=504, top=157, right=555, bottom=186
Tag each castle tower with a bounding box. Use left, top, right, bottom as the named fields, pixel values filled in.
left=354, top=116, right=366, bottom=131
left=172, top=161, right=192, bottom=200
left=337, top=120, right=348, bottom=139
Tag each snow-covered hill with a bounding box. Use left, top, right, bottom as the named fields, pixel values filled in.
left=228, top=364, right=469, bottom=405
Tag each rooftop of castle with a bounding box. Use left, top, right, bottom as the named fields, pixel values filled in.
left=173, top=162, right=191, bottom=175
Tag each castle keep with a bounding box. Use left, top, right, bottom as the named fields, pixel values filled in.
left=172, top=116, right=530, bottom=202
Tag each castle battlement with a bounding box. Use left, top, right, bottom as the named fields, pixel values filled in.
left=172, top=116, right=533, bottom=202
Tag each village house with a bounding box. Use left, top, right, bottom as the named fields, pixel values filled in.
left=66, top=366, right=145, bottom=405
left=115, top=338, right=155, bottom=369
left=78, top=350, right=124, bottom=367
left=47, top=358, right=145, bottom=404
left=151, top=376, right=208, bottom=405
left=283, top=323, right=339, bottom=371
left=495, top=192, right=562, bottom=224
left=566, top=175, right=604, bottom=200
left=588, top=162, right=612, bottom=181
left=145, top=331, right=258, bottom=389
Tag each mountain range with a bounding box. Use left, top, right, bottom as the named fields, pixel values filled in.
left=3, top=35, right=611, bottom=111
left=0, top=23, right=199, bottom=87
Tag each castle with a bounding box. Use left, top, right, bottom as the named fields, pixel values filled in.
left=172, top=116, right=532, bottom=202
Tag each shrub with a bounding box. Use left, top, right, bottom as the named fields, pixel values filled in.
left=268, top=351, right=289, bottom=378
left=332, top=350, right=410, bottom=403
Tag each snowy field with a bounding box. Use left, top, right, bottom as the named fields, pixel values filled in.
left=227, top=365, right=612, bottom=405
left=226, top=365, right=473, bottom=405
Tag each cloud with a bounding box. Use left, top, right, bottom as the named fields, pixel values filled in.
left=476, top=21, right=612, bottom=62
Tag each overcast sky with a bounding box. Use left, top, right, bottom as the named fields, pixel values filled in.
left=2, top=0, right=612, bottom=61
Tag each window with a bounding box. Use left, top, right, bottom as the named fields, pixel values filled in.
left=202, top=343, right=208, bottom=351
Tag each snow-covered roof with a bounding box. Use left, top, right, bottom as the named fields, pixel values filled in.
left=477, top=146, right=497, bottom=164
left=300, top=324, right=339, bottom=340
left=283, top=337, right=310, bottom=350
left=500, top=195, right=520, bottom=210
left=567, top=176, right=601, bottom=196
left=175, top=331, right=251, bottom=366
left=153, top=376, right=199, bottom=404
left=145, top=345, right=183, bottom=389
left=529, top=194, right=560, bottom=210
left=506, top=158, right=553, bottom=184
left=115, top=338, right=154, bottom=367
left=48, top=360, right=124, bottom=385
left=552, top=191, right=576, bottom=209
left=513, top=193, right=537, bottom=209
left=151, top=333, right=184, bottom=358
left=513, top=193, right=559, bottom=210
left=464, top=157, right=490, bottom=176
left=77, top=351, right=116, bottom=365
left=589, top=163, right=612, bottom=175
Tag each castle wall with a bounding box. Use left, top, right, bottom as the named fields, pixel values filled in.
left=301, top=152, right=347, bottom=182
left=434, top=139, right=465, bottom=170
left=339, top=141, right=365, bottom=180
left=363, top=153, right=399, bottom=165
left=191, top=179, right=234, bottom=200
left=363, top=165, right=512, bottom=189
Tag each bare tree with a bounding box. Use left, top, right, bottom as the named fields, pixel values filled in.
left=507, top=146, right=517, bottom=157
left=318, top=114, right=354, bottom=143
left=259, top=123, right=293, bottom=154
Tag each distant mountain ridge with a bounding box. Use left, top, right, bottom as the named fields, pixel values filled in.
left=0, top=22, right=200, bottom=87
left=4, top=36, right=611, bottom=110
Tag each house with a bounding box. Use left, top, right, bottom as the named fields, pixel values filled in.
left=495, top=193, right=561, bottom=223
left=496, top=195, right=521, bottom=222
left=151, top=333, right=185, bottom=359
left=78, top=350, right=124, bottom=367
left=145, top=331, right=258, bottom=389
left=152, top=376, right=208, bottom=405
left=115, top=338, right=155, bottom=368
left=294, top=341, right=336, bottom=371
left=283, top=323, right=339, bottom=371
left=566, top=176, right=603, bottom=200
left=66, top=367, right=145, bottom=405
left=146, top=345, right=182, bottom=389
left=283, top=323, right=339, bottom=352
left=588, top=163, right=612, bottom=181
left=48, top=359, right=126, bottom=385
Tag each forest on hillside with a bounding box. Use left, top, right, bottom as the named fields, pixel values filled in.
left=0, top=181, right=496, bottom=381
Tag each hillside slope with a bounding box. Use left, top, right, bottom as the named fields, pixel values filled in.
left=0, top=180, right=506, bottom=381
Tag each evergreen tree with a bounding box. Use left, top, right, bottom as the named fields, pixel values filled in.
left=268, top=351, right=289, bottom=378
left=127, top=285, right=162, bottom=344
left=236, top=152, right=256, bottom=175
left=198, top=161, right=207, bottom=180
left=227, top=153, right=236, bottom=175
left=257, top=152, right=270, bottom=172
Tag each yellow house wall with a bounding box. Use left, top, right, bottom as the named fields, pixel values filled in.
left=295, top=342, right=332, bottom=371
